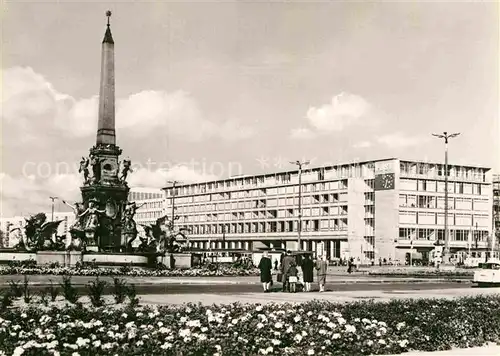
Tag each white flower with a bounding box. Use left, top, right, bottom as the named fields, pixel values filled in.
left=274, top=322, right=283, bottom=329
left=396, top=322, right=406, bottom=330
left=307, top=350, right=315, bottom=355
left=294, top=334, right=303, bottom=343
left=257, top=323, right=264, bottom=329
left=332, top=333, right=341, bottom=339
left=294, top=315, right=301, bottom=323
left=187, top=320, right=201, bottom=328
left=379, top=339, right=386, bottom=345
left=136, top=340, right=144, bottom=347
left=72, top=353, right=80, bottom=356
left=179, top=329, right=191, bottom=338
left=272, top=339, right=281, bottom=346
left=367, top=340, right=374, bottom=346
left=92, top=340, right=101, bottom=348
left=345, top=324, right=356, bottom=333
left=337, top=317, right=346, bottom=325
left=160, top=342, right=172, bottom=350
left=12, top=347, right=24, bottom=356
left=399, top=339, right=409, bottom=348
left=256, top=305, right=263, bottom=312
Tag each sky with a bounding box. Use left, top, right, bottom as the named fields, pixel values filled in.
left=1, top=0, right=499, bottom=216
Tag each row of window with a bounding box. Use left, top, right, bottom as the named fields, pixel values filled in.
left=129, top=192, right=163, bottom=201
left=400, top=179, right=487, bottom=195
left=399, top=211, right=490, bottom=226
left=399, top=195, right=490, bottom=211
left=179, top=206, right=350, bottom=223
left=400, top=162, right=487, bottom=182
left=186, top=219, right=349, bottom=235
left=172, top=194, right=349, bottom=213
left=172, top=182, right=351, bottom=203
left=399, top=228, right=489, bottom=242
left=165, top=163, right=383, bottom=197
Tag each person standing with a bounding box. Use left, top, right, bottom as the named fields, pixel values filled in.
left=258, top=251, right=273, bottom=292
left=281, top=250, right=294, bottom=292
left=347, top=257, right=354, bottom=274
left=315, top=255, right=328, bottom=292
left=287, top=261, right=299, bottom=293
left=301, top=254, right=314, bottom=292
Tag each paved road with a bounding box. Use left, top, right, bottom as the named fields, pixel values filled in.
left=0, top=278, right=475, bottom=295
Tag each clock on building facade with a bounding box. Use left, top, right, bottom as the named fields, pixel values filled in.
left=374, top=173, right=395, bottom=191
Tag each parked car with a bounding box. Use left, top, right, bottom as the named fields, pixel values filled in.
left=473, top=261, right=500, bottom=287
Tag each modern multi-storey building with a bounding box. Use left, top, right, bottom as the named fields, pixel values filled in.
left=162, top=158, right=493, bottom=263
left=128, top=187, right=165, bottom=227
left=493, top=174, right=500, bottom=249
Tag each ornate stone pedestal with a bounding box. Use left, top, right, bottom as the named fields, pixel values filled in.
left=157, top=253, right=193, bottom=269
left=36, top=251, right=82, bottom=267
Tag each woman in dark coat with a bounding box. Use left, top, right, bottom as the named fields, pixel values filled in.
left=301, top=254, right=314, bottom=292
left=258, top=251, right=273, bottom=292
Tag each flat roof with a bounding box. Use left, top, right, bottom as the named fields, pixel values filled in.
left=162, top=157, right=491, bottom=190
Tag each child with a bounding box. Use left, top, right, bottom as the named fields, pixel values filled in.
left=287, top=261, right=299, bottom=293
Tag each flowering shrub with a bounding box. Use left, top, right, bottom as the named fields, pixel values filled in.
left=1, top=296, right=499, bottom=355
left=0, top=265, right=260, bottom=277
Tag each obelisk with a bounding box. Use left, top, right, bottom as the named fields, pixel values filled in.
left=80, top=11, right=130, bottom=252
left=96, top=10, right=116, bottom=146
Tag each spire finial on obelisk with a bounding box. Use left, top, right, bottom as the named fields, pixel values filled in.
left=106, top=10, right=111, bottom=26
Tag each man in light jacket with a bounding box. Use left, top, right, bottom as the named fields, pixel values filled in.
left=315, top=254, right=328, bottom=292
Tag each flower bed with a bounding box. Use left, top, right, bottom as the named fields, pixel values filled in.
left=1, top=296, right=500, bottom=355
left=0, top=265, right=260, bottom=277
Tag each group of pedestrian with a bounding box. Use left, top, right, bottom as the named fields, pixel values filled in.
left=258, top=250, right=329, bottom=293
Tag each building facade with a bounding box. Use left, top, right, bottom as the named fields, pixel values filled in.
left=162, top=158, right=492, bottom=262
left=493, top=174, right=500, bottom=249
left=128, top=187, right=165, bottom=227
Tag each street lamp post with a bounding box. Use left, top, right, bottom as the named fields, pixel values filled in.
left=49, top=196, right=58, bottom=222
left=432, top=131, right=460, bottom=265
left=475, top=222, right=479, bottom=250
left=49, top=196, right=58, bottom=242
left=167, top=181, right=179, bottom=222
left=290, top=160, right=310, bottom=251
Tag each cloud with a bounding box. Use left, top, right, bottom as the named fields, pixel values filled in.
left=306, top=92, right=372, bottom=133
left=128, top=166, right=218, bottom=189
left=353, top=141, right=372, bottom=148
left=376, top=132, right=428, bottom=147
left=289, top=127, right=316, bottom=140
left=0, top=173, right=81, bottom=217
left=1, top=66, right=255, bottom=143
left=218, top=120, right=256, bottom=141
left=0, top=163, right=220, bottom=216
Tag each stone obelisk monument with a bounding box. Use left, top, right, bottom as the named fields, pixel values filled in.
left=80, top=11, right=130, bottom=252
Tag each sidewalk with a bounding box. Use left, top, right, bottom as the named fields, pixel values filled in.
left=139, top=286, right=500, bottom=306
